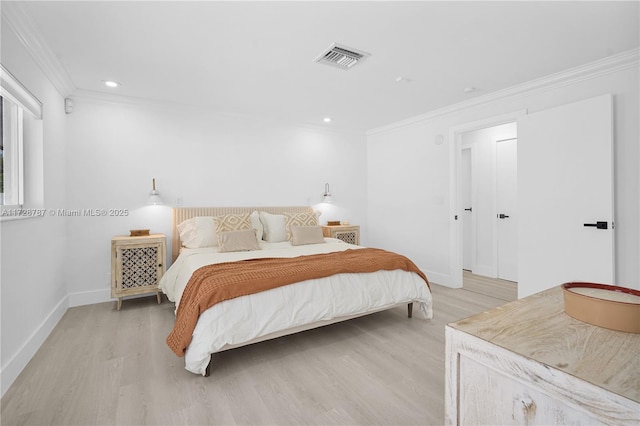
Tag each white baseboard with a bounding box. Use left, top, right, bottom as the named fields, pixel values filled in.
left=470, top=265, right=496, bottom=279
left=422, top=268, right=460, bottom=288
left=68, top=288, right=111, bottom=307
left=1, top=294, right=69, bottom=397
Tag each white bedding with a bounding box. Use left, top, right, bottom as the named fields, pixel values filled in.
left=160, top=238, right=433, bottom=375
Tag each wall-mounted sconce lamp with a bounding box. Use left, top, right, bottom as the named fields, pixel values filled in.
left=322, top=183, right=334, bottom=204
left=147, top=178, right=163, bottom=205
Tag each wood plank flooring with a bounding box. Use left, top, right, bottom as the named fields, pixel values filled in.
left=1, top=284, right=513, bottom=426
left=463, top=270, right=518, bottom=301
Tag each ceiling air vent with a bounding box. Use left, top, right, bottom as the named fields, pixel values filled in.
left=314, top=43, right=370, bottom=70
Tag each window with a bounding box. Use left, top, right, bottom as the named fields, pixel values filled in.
left=0, top=64, right=42, bottom=210
left=1, top=95, right=25, bottom=205
left=0, top=100, right=3, bottom=202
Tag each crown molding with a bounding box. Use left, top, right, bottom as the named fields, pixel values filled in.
left=72, top=89, right=363, bottom=137
left=367, top=48, right=640, bottom=136
left=72, top=88, right=178, bottom=109
left=1, top=1, right=76, bottom=98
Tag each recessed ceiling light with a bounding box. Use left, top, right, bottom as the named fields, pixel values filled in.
left=463, top=87, right=476, bottom=93
left=323, top=117, right=332, bottom=123
left=395, top=76, right=412, bottom=83
left=103, top=80, right=120, bottom=88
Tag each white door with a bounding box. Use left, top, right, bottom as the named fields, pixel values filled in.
left=496, top=138, right=518, bottom=282
left=517, top=94, right=613, bottom=298
left=461, top=148, right=473, bottom=270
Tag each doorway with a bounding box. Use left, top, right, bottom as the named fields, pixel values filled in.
left=449, top=110, right=526, bottom=292
left=459, top=123, right=517, bottom=283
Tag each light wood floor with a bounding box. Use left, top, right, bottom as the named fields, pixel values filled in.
left=1, top=284, right=514, bottom=426
left=463, top=270, right=518, bottom=301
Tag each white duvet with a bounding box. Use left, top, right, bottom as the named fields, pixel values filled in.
left=159, top=238, right=433, bottom=375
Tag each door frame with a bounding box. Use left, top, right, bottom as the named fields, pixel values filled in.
left=448, top=110, right=527, bottom=288
left=460, top=145, right=475, bottom=272
left=495, top=136, right=518, bottom=281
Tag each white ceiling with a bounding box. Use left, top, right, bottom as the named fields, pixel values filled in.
left=9, top=1, right=640, bottom=132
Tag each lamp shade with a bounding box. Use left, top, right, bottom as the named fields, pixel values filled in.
left=322, top=183, right=334, bottom=204
left=147, top=178, right=163, bottom=205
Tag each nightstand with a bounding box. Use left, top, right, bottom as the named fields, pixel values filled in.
left=322, top=225, right=360, bottom=245
left=111, top=234, right=166, bottom=310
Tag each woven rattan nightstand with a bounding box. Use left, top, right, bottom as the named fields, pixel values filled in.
left=321, top=225, right=360, bottom=245
left=111, top=234, right=166, bottom=310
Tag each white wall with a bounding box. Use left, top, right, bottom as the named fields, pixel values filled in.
left=1, top=25, right=69, bottom=396
left=63, top=97, right=368, bottom=299
left=367, top=62, right=639, bottom=291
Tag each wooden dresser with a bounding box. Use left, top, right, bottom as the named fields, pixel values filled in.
left=445, top=286, right=639, bottom=425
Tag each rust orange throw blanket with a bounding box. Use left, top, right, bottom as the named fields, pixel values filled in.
left=166, top=248, right=429, bottom=356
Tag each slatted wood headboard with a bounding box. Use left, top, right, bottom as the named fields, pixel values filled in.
left=172, top=206, right=314, bottom=261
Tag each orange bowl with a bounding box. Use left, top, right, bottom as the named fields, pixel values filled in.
left=562, top=282, right=640, bottom=333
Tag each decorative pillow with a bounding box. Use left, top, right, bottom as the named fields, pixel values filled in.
left=259, top=212, right=288, bottom=242
left=217, top=229, right=261, bottom=253
left=214, top=213, right=252, bottom=234
left=177, top=216, right=217, bottom=248
left=250, top=210, right=264, bottom=241
left=284, top=211, right=320, bottom=240
left=290, top=226, right=326, bottom=246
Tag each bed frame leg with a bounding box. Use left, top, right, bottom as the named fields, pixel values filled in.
left=408, top=303, right=413, bottom=318
left=205, top=357, right=212, bottom=377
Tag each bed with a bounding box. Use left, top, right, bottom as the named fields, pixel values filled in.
left=160, top=206, right=433, bottom=376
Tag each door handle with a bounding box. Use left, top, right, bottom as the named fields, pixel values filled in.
left=464, top=207, right=472, bottom=212
left=584, top=221, right=608, bottom=229
left=498, top=213, right=510, bottom=219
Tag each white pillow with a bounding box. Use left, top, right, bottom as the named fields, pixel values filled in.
left=250, top=210, right=264, bottom=241
left=177, top=216, right=217, bottom=248
left=259, top=212, right=288, bottom=242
